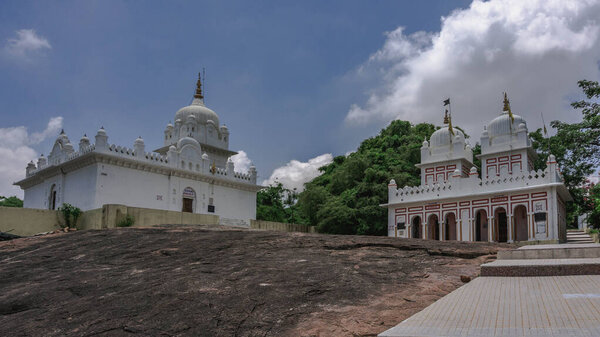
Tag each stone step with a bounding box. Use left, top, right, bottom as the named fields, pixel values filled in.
left=498, top=244, right=600, bottom=260
left=568, top=233, right=593, bottom=238
left=481, top=258, right=600, bottom=277
left=567, top=232, right=592, bottom=238
left=566, top=239, right=595, bottom=244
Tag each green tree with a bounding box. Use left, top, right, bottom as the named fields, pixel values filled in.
left=256, top=182, right=305, bottom=224
left=0, top=196, right=23, bottom=208
left=297, top=120, right=436, bottom=235
left=529, top=80, right=600, bottom=227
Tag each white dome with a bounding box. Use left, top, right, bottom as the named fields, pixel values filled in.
left=487, top=113, right=526, bottom=138
left=429, top=126, right=464, bottom=148
left=177, top=136, right=201, bottom=149
left=175, top=98, right=219, bottom=126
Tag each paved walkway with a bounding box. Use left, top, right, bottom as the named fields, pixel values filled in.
left=380, top=243, right=600, bottom=336
left=380, top=275, right=600, bottom=337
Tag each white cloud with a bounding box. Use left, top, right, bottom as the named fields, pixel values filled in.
left=262, top=153, right=333, bottom=191
left=3, top=29, right=51, bottom=60
left=0, top=117, right=63, bottom=198
left=230, top=150, right=252, bottom=173
left=346, top=0, right=600, bottom=139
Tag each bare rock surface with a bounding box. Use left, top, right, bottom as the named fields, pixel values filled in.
left=0, top=226, right=509, bottom=336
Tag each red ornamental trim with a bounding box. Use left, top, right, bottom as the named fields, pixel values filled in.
left=492, top=196, right=509, bottom=203
left=442, top=202, right=457, bottom=208
left=472, top=198, right=489, bottom=205
left=425, top=174, right=434, bottom=184
left=425, top=204, right=440, bottom=210
left=531, top=192, right=547, bottom=198
left=425, top=168, right=434, bottom=173
left=498, top=156, right=509, bottom=162
left=446, top=164, right=456, bottom=170
left=510, top=194, right=529, bottom=201
left=511, top=154, right=522, bottom=160
left=436, top=166, right=445, bottom=172
left=408, top=206, right=423, bottom=211
left=486, top=158, right=497, bottom=164
left=408, top=212, right=423, bottom=219
left=459, top=201, right=471, bottom=206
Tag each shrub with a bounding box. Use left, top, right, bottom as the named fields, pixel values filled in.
left=117, top=215, right=135, bottom=227
left=58, top=203, right=82, bottom=229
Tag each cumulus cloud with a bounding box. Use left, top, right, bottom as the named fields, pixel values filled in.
left=0, top=117, right=63, bottom=198
left=3, top=29, right=51, bottom=60
left=262, top=154, right=333, bottom=191
left=230, top=150, right=252, bottom=173
left=346, top=0, right=600, bottom=139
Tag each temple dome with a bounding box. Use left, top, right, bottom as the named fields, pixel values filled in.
left=429, top=126, right=464, bottom=148
left=487, top=112, right=526, bottom=138
left=177, top=136, right=201, bottom=149
left=175, top=98, right=220, bottom=127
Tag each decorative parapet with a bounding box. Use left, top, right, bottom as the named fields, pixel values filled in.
left=388, top=157, right=562, bottom=204
left=25, top=129, right=257, bottom=185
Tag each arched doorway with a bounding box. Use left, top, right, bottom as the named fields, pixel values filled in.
left=475, top=210, right=488, bottom=241
left=411, top=216, right=421, bottom=239
left=48, top=184, right=57, bottom=210
left=182, top=187, right=196, bottom=213
left=445, top=213, right=457, bottom=240
left=427, top=214, right=440, bottom=240
left=514, top=205, right=528, bottom=242
left=495, top=207, right=508, bottom=243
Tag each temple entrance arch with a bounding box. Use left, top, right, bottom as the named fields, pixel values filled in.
left=514, top=205, right=528, bottom=242
left=48, top=184, right=57, bottom=210
left=445, top=213, right=457, bottom=241
left=475, top=209, right=488, bottom=241
left=182, top=187, right=196, bottom=213
left=411, top=216, right=421, bottom=239
left=427, top=214, right=440, bottom=240
left=495, top=207, right=508, bottom=243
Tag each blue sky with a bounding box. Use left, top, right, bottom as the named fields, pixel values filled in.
left=1, top=0, right=600, bottom=196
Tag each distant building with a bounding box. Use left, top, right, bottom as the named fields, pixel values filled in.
left=15, top=75, right=261, bottom=226
left=383, top=94, right=571, bottom=243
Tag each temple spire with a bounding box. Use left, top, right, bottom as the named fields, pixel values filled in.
left=194, top=72, right=204, bottom=100
left=503, top=92, right=515, bottom=123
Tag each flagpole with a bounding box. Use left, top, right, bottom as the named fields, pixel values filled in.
left=541, top=112, right=550, bottom=161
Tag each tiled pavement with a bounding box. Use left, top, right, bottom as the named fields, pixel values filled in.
left=380, top=275, right=600, bottom=337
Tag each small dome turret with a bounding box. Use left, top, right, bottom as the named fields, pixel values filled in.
left=429, top=126, right=465, bottom=149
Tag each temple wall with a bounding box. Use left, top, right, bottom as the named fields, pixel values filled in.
left=388, top=187, right=561, bottom=243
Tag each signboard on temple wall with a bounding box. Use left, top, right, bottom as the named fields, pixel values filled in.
left=533, top=200, right=547, bottom=234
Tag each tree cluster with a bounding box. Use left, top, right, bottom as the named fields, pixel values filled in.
left=0, top=196, right=23, bottom=208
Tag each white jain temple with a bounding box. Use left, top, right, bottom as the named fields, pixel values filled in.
left=383, top=95, right=571, bottom=243
left=15, top=75, right=261, bottom=226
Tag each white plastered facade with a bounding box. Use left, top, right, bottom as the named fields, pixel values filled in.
left=16, top=77, right=261, bottom=226
left=384, top=100, right=571, bottom=243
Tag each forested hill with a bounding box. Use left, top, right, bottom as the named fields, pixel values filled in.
left=296, top=120, right=436, bottom=235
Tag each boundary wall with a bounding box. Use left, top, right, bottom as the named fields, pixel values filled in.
left=0, top=204, right=219, bottom=236
left=250, top=220, right=317, bottom=233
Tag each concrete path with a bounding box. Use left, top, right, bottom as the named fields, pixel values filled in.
left=380, top=275, right=600, bottom=337
left=380, top=243, right=600, bottom=337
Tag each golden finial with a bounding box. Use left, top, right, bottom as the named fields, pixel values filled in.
left=194, top=72, right=204, bottom=99
left=503, top=92, right=515, bottom=123
left=503, top=92, right=510, bottom=112
left=443, top=109, right=449, bottom=124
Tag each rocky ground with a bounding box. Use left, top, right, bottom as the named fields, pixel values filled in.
left=0, top=226, right=510, bottom=336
